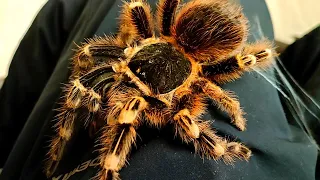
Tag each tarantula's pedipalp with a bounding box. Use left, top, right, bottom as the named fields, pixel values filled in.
left=202, top=40, right=275, bottom=83
left=157, top=0, right=180, bottom=36
left=117, top=1, right=154, bottom=45
left=172, top=0, right=248, bottom=62
left=172, top=93, right=251, bottom=161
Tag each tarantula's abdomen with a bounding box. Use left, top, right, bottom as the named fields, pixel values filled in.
left=172, top=0, right=248, bottom=62
left=128, top=43, right=191, bottom=94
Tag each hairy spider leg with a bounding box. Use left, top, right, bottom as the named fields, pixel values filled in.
left=202, top=40, right=274, bottom=84
left=95, top=96, right=147, bottom=180
left=172, top=91, right=251, bottom=162
left=157, top=0, right=180, bottom=36
left=45, top=79, right=89, bottom=177
left=195, top=78, right=246, bottom=131
left=117, top=0, right=154, bottom=46
left=72, top=37, right=125, bottom=78
left=45, top=66, right=116, bottom=177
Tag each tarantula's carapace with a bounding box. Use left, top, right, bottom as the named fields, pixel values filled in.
left=45, top=0, right=275, bottom=179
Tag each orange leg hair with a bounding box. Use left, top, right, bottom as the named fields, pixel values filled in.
left=45, top=79, right=103, bottom=177
left=194, top=78, right=247, bottom=131
left=172, top=92, right=251, bottom=162
left=45, top=65, right=116, bottom=177
left=117, top=0, right=154, bottom=46
left=202, top=40, right=275, bottom=84
left=157, top=0, right=180, bottom=36
left=96, top=96, right=147, bottom=180
left=72, top=37, right=125, bottom=78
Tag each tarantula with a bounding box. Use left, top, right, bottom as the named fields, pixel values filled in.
left=45, top=0, right=274, bottom=179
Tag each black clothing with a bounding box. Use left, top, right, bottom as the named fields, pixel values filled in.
left=0, top=0, right=317, bottom=180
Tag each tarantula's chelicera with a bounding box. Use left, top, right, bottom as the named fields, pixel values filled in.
left=45, top=0, right=274, bottom=179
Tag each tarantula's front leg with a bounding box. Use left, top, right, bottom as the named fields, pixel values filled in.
left=202, top=40, right=275, bottom=84
left=96, top=97, right=147, bottom=180
left=172, top=94, right=251, bottom=162
left=72, top=37, right=125, bottom=78
left=45, top=66, right=115, bottom=177
left=195, top=78, right=247, bottom=131
left=45, top=80, right=99, bottom=177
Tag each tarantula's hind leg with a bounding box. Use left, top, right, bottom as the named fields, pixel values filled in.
left=173, top=106, right=250, bottom=162
left=202, top=40, right=275, bottom=84
left=157, top=0, right=180, bottom=36
left=195, top=79, right=246, bottom=131
left=96, top=97, right=147, bottom=180
left=117, top=1, right=154, bottom=45
left=195, top=121, right=251, bottom=162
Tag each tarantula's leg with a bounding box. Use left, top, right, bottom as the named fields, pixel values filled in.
left=96, top=97, right=147, bottom=180
left=97, top=124, right=137, bottom=180
left=73, top=37, right=125, bottom=77
left=117, top=1, right=154, bottom=46
left=195, top=121, right=251, bottom=162
left=202, top=40, right=275, bottom=84
left=79, top=65, right=114, bottom=86
left=195, top=78, right=246, bottom=131
left=172, top=95, right=251, bottom=161
left=176, top=119, right=251, bottom=162
left=45, top=67, right=116, bottom=176
left=45, top=79, right=88, bottom=177
left=157, top=0, right=180, bottom=36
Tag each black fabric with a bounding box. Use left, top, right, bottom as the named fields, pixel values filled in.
left=279, top=26, right=320, bottom=179
left=0, top=0, right=87, bottom=167
left=0, top=0, right=117, bottom=178
left=0, top=1, right=318, bottom=180
left=280, top=26, right=320, bottom=142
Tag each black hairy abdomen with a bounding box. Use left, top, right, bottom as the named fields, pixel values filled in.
left=129, top=43, right=191, bottom=94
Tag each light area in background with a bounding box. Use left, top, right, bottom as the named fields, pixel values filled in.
left=0, top=0, right=47, bottom=83
left=0, top=0, right=319, bottom=84
left=265, top=0, right=320, bottom=44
